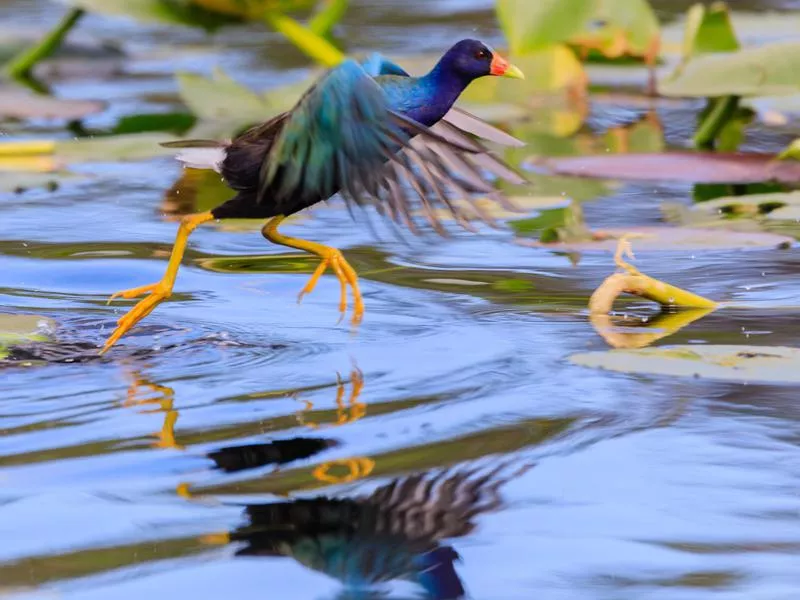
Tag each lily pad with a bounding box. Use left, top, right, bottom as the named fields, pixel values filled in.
left=570, top=344, right=800, bottom=384
left=0, top=89, right=104, bottom=120
left=528, top=152, right=800, bottom=184
left=520, top=225, right=794, bottom=252
left=668, top=190, right=800, bottom=224
left=660, top=40, right=800, bottom=98
left=0, top=314, right=55, bottom=359
left=0, top=171, right=74, bottom=192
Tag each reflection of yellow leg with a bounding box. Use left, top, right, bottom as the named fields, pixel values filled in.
left=123, top=371, right=183, bottom=449
left=101, top=211, right=215, bottom=354
left=262, top=215, right=363, bottom=323
left=313, top=457, right=375, bottom=484
left=296, top=368, right=366, bottom=429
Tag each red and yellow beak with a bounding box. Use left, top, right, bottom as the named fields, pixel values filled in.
left=490, top=53, right=525, bottom=79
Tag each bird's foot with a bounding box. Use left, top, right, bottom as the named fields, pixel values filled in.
left=298, top=247, right=364, bottom=324
left=101, top=280, right=174, bottom=354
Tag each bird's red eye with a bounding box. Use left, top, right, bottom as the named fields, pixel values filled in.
left=475, top=49, right=489, bottom=60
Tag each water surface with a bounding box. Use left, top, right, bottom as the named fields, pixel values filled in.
left=1, top=1, right=799, bottom=599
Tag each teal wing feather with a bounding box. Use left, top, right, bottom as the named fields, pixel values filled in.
left=260, top=59, right=526, bottom=233
left=360, top=52, right=409, bottom=77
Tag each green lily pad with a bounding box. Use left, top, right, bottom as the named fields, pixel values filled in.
left=571, top=344, right=800, bottom=383
left=0, top=314, right=55, bottom=358
left=56, top=133, right=177, bottom=162
left=660, top=40, right=800, bottom=98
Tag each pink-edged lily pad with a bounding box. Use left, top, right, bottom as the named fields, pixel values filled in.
left=527, top=152, right=800, bottom=184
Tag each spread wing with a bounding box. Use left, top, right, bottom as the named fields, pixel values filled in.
left=260, top=58, right=527, bottom=234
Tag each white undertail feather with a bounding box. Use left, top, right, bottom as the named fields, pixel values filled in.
left=173, top=147, right=227, bottom=173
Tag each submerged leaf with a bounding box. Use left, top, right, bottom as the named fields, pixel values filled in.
left=529, top=152, right=800, bottom=184
left=571, top=345, right=800, bottom=384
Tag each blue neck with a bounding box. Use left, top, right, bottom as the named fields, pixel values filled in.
left=413, top=60, right=473, bottom=125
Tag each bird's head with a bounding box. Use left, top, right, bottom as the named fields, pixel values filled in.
left=444, top=39, right=524, bottom=82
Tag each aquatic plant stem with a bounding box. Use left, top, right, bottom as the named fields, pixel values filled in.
left=693, top=95, right=739, bottom=150
left=589, top=236, right=718, bottom=314
left=308, top=0, right=349, bottom=38
left=4, top=8, right=85, bottom=82
left=263, top=10, right=344, bottom=67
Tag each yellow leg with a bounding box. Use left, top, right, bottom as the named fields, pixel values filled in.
left=101, top=211, right=215, bottom=354
left=262, top=215, right=364, bottom=323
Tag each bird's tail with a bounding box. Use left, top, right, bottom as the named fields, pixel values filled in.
left=160, top=139, right=227, bottom=173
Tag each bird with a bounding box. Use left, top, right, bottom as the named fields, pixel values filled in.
left=207, top=462, right=529, bottom=599
left=100, top=39, right=526, bottom=353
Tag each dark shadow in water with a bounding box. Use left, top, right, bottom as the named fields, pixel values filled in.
left=209, top=463, right=529, bottom=600
left=208, top=437, right=340, bottom=473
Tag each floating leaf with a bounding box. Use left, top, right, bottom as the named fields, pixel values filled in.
left=0, top=133, right=176, bottom=169
left=0, top=88, right=104, bottom=120
left=529, top=152, right=800, bottom=184
left=670, top=190, right=800, bottom=225
left=521, top=225, right=793, bottom=252
left=0, top=171, right=74, bottom=192
left=571, top=345, right=800, bottom=384
left=496, top=0, right=597, bottom=55
left=660, top=41, right=800, bottom=98
left=0, top=314, right=55, bottom=359
left=56, top=133, right=176, bottom=162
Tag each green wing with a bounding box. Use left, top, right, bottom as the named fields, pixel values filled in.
left=260, top=59, right=526, bottom=233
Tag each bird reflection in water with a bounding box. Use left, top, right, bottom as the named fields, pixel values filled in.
left=201, top=455, right=528, bottom=600
left=121, top=365, right=366, bottom=451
